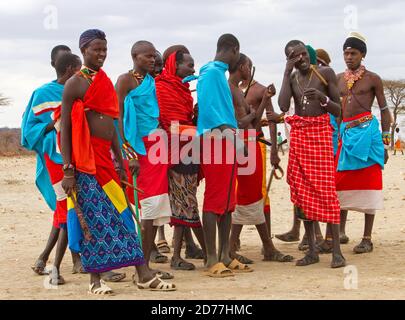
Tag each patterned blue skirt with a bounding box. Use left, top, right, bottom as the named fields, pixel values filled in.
left=76, top=172, right=145, bottom=273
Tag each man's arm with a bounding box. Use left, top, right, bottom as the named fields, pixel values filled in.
left=374, top=74, right=392, bottom=164
left=115, top=74, right=131, bottom=144
left=60, top=77, right=81, bottom=196
left=111, top=129, right=128, bottom=184
left=374, top=74, right=392, bottom=132
left=231, top=86, right=256, bottom=129
left=324, top=68, right=342, bottom=117
left=278, top=51, right=299, bottom=112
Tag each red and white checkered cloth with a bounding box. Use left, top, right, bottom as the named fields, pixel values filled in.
left=285, top=114, right=340, bottom=224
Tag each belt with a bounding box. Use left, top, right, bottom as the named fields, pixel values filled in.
left=345, top=114, right=373, bottom=130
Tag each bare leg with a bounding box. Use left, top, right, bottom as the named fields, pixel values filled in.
left=191, top=227, right=207, bottom=259
left=340, top=210, right=349, bottom=243
left=202, top=212, right=217, bottom=268
left=331, top=224, right=346, bottom=268
left=171, top=225, right=195, bottom=270
left=50, top=227, right=68, bottom=285
left=142, top=220, right=157, bottom=269
left=275, top=209, right=301, bottom=242
left=229, top=224, right=244, bottom=259
left=314, top=222, right=324, bottom=243
left=296, top=221, right=319, bottom=266
left=71, top=251, right=85, bottom=274
left=38, top=226, right=60, bottom=262
left=32, top=225, right=60, bottom=275
left=157, top=225, right=166, bottom=242
left=353, top=214, right=375, bottom=254
left=217, top=212, right=233, bottom=266
left=258, top=222, right=294, bottom=262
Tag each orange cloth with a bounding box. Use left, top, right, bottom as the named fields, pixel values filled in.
left=55, top=69, right=118, bottom=174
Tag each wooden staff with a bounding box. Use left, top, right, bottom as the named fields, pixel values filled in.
left=310, top=65, right=328, bottom=87
left=244, top=66, right=256, bottom=98
left=71, top=193, right=92, bottom=241
left=121, top=180, right=144, bottom=194
left=122, top=186, right=143, bottom=233
left=266, top=165, right=285, bottom=196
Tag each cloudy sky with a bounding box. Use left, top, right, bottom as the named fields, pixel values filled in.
left=0, top=0, right=404, bottom=127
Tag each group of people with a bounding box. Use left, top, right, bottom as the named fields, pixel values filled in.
left=21, top=29, right=392, bottom=295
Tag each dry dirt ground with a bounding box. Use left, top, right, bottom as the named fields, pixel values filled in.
left=1, top=153, right=405, bottom=300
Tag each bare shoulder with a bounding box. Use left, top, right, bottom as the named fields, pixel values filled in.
left=64, top=73, right=87, bottom=95
left=318, top=66, right=337, bottom=78
left=366, top=70, right=382, bottom=82
left=252, top=81, right=266, bottom=95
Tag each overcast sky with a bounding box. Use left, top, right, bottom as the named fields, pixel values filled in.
left=0, top=0, right=404, bottom=127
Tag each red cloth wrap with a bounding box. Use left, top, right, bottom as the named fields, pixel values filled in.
left=285, top=114, right=340, bottom=224
left=155, top=51, right=194, bottom=131
left=55, top=69, right=118, bottom=175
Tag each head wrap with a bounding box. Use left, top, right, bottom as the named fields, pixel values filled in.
left=155, top=51, right=194, bottom=131
left=316, top=49, right=331, bottom=66
left=79, top=29, right=106, bottom=49
left=306, top=45, right=317, bottom=65
left=343, top=31, right=367, bottom=56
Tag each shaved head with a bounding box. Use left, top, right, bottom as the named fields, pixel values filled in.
left=131, top=40, right=155, bottom=58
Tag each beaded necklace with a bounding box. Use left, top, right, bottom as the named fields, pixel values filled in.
left=80, top=66, right=98, bottom=85
left=295, top=69, right=314, bottom=111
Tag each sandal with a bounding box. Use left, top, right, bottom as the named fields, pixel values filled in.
left=298, top=236, right=309, bottom=251
left=263, top=251, right=294, bottom=262
left=275, top=232, right=300, bottom=242
left=353, top=239, right=373, bottom=254
left=31, top=259, right=49, bottom=275
left=88, top=280, right=113, bottom=295
left=170, top=258, right=195, bottom=271
left=234, top=254, right=254, bottom=265
left=137, top=275, right=177, bottom=291
left=153, top=270, right=174, bottom=280
left=227, top=259, right=253, bottom=273
left=185, top=246, right=205, bottom=259
left=316, top=240, right=333, bottom=254
left=340, top=234, right=350, bottom=244
left=150, top=249, right=169, bottom=264
left=331, top=254, right=346, bottom=268
left=101, top=271, right=126, bottom=282
left=296, top=254, right=319, bottom=266
left=157, top=240, right=171, bottom=254
left=204, top=262, right=234, bottom=278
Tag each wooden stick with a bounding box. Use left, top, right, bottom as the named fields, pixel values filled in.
left=244, top=66, right=256, bottom=98
left=121, top=180, right=144, bottom=194
left=122, top=186, right=143, bottom=232
left=310, top=65, right=328, bottom=87
left=71, top=194, right=92, bottom=241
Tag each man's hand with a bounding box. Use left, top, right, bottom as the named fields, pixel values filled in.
left=266, top=110, right=284, bottom=123
left=45, top=119, right=56, bottom=133
left=118, top=167, right=129, bottom=187
left=265, top=84, right=276, bottom=98
left=303, top=88, right=326, bottom=103
left=285, top=50, right=300, bottom=75
left=62, top=171, right=76, bottom=197
left=129, top=159, right=140, bottom=176
left=270, top=150, right=281, bottom=168
left=384, top=149, right=389, bottom=164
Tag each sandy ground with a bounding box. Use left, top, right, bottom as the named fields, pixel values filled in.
left=1, top=152, right=405, bottom=300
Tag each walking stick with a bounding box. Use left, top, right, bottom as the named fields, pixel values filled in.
left=122, top=142, right=143, bottom=242
left=244, top=66, right=256, bottom=98
left=71, top=192, right=92, bottom=242
left=266, top=165, right=284, bottom=197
